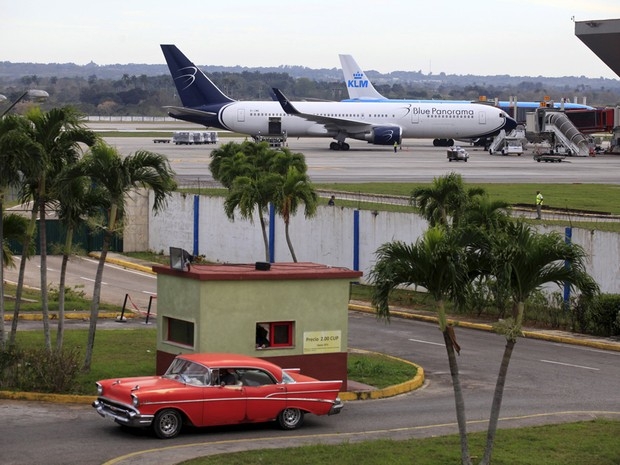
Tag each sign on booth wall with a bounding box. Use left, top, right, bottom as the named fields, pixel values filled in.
left=303, top=330, right=342, bottom=353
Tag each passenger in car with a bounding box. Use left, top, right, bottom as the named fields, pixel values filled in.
left=220, top=368, right=239, bottom=386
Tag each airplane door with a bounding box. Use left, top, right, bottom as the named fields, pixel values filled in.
left=478, top=111, right=486, bottom=125
left=237, top=109, right=245, bottom=122
left=268, top=117, right=282, bottom=135
left=411, top=109, right=419, bottom=124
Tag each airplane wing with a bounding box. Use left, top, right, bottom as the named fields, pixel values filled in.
left=271, top=88, right=375, bottom=134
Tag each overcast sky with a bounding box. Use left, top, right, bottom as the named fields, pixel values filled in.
left=2, top=0, right=619, bottom=79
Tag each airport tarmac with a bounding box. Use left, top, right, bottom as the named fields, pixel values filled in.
left=100, top=133, right=620, bottom=185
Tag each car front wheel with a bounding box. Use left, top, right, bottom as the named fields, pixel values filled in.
left=153, top=409, right=183, bottom=439
left=277, top=408, right=304, bottom=430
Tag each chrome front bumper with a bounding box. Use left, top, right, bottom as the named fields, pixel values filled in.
left=92, top=399, right=154, bottom=428
left=328, top=398, right=344, bottom=415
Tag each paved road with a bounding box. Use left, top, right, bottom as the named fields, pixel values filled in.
left=3, top=255, right=158, bottom=315
left=2, top=259, right=619, bottom=465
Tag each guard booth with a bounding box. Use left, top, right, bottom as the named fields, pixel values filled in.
left=152, top=254, right=362, bottom=389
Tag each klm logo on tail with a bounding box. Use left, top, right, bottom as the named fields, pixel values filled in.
left=347, top=70, right=369, bottom=89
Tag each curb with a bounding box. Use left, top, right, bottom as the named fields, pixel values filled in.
left=88, top=252, right=156, bottom=274
left=4, top=311, right=125, bottom=322
left=339, top=350, right=424, bottom=401
left=0, top=390, right=96, bottom=404
left=348, top=303, right=620, bottom=353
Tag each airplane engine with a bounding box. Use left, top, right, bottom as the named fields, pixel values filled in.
left=366, top=126, right=402, bottom=145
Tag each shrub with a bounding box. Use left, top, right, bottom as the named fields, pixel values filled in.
left=0, top=346, right=81, bottom=393
left=583, top=294, right=620, bottom=337
left=0, top=346, right=23, bottom=389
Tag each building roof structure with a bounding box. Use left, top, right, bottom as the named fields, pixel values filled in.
left=575, top=18, right=620, bottom=78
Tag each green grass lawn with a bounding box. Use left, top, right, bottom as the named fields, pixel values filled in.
left=314, top=182, right=620, bottom=216
left=11, top=328, right=158, bottom=394
left=2, top=281, right=121, bottom=315
left=177, top=419, right=620, bottom=465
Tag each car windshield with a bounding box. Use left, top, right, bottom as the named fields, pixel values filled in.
left=163, top=358, right=210, bottom=386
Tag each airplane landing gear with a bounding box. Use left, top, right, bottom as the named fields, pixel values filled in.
left=330, top=141, right=350, bottom=151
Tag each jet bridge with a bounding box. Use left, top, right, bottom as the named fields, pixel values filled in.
left=526, top=108, right=590, bottom=156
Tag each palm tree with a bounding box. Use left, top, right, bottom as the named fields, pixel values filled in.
left=209, top=141, right=248, bottom=188
left=53, top=175, right=107, bottom=350
left=0, top=213, right=30, bottom=342
left=224, top=173, right=279, bottom=261
left=271, top=166, right=317, bottom=262
left=461, top=196, right=511, bottom=231
left=1, top=214, right=29, bottom=268
left=31, top=107, right=97, bottom=349
left=267, top=146, right=308, bottom=176
left=0, top=113, right=43, bottom=349
left=8, top=204, right=38, bottom=346
left=479, top=221, right=599, bottom=465
left=411, top=172, right=485, bottom=228
left=2, top=107, right=97, bottom=349
left=214, top=141, right=311, bottom=262
left=370, top=228, right=474, bottom=465
left=58, top=142, right=176, bottom=371
left=212, top=142, right=273, bottom=259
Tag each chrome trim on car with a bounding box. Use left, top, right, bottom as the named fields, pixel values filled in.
left=92, top=398, right=154, bottom=427
left=328, top=398, right=344, bottom=415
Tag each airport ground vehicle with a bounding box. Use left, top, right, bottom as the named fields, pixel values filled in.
left=172, top=131, right=219, bottom=145
left=447, top=146, right=469, bottom=161
left=489, top=137, right=524, bottom=156
left=533, top=153, right=566, bottom=162
left=93, top=353, right=343, bottom=439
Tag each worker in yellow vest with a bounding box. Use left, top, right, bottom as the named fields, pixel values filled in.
left=536, top=190, right=544, bottom=219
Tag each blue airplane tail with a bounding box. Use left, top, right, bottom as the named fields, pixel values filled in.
left=160, top=45, right=234, bottom=107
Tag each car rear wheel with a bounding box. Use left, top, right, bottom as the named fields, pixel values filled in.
left=277, top=408, right=304, bottom=430
left=153, top=409, right=183, bottom=439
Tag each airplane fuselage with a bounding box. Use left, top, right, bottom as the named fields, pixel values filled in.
left=212, top=101, right=510, bottom=141
left=161, top=45, right=516, bottom=149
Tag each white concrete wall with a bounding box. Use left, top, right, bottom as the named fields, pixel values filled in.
left=122, top=189, right=150, bottom=252
left=147, top=192, right=620, bottom=294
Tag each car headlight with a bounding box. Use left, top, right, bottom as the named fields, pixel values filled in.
left=96, top=383, right=103, bottom=396
left=131, top=394, right=140, bottom=408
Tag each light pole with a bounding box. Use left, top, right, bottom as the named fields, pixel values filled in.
left=1, top=89, right=49, bottom=117
left=0, top=89, right=48, bottom=348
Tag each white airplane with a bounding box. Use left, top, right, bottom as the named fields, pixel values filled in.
left=339, top=54, right=592, bottom=146
left=161, top=45, right=516, bottom=151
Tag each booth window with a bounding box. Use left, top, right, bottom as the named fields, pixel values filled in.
left=165, top=317, right=195, bottom=347
left=256, top=321, right=294, bottom=348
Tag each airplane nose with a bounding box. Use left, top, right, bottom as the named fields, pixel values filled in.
left=504, top=114, right=518, bottom=132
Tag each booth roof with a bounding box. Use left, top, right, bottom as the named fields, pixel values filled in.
left=153, top=262, right=363, bottom=281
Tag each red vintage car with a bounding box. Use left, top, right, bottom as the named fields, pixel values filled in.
left=93, top=353, right=343, bottom=439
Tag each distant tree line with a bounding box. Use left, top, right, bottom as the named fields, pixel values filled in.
left=1, top=65, right=619, bottom=117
